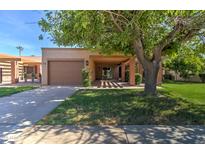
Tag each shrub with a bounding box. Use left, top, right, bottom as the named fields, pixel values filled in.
left=163, top=74, right=175, bottom=81
left=81, top=68, right=91, bottom=87
left=199, top=74, right=205, bottom=83
left=23, top=72, right=27, bottom=78
left=125, top=70, right=129, bottom=82
left=31, top=72, right=35, bottom=78
left=135, top=73, right=142, bottom=85
left=23, top=72, right=27, bottom=82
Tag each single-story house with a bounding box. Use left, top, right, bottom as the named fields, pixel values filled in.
left=42, top=48, right=163, bottom=86
left=164, top=70, right=203, bottom=82
left=0, top=53, right=41, bottom=84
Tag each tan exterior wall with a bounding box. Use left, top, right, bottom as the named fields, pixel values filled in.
left=42, top=48, right=163, bottom=85
left=129, top=57, right=136, bottom=86
left=0, top=57, right=42, bottom=84
left=42, top=48, right=98, bottom=85
left=11, top=61, right=16, bottom=84
left=89, top=57, right=95, bottom=81
left=0, top=61, right=12, bottom=83
left=18, top=62, right=24, bottom=80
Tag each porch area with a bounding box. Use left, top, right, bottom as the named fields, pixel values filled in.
left=0, top=54, right=41, bottom=85
left=92, top=80, right=144, bottom=89
left=89, top=55, right=137, bottom=86
left=20, top=56, right=41, bottom=83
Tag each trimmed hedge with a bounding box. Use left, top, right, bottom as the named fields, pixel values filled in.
left=81, top=68, right=91, bottom=87
left=135, top=73, right=142, bottom=85
left=125, top=70, right=129, bottom=82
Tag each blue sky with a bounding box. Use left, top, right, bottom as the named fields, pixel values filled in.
left=0, top=10, right=57, bottom=56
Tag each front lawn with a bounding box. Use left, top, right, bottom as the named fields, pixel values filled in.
left=162, top=83, right=205, bottom=104
left=38, top=87, right=205, bottom=125
left=0, top=86, right=36, bottom=97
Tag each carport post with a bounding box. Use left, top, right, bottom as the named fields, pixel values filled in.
left=121, top=63, right=125, bottom=81
left=11, top=61, right=16, bottom=84
left=129, top=58, right=135, bottom=86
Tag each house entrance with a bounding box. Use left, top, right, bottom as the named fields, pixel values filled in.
left=102, top=67, right=113, bottom=80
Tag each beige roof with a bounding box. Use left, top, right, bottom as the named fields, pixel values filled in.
left=20, top=56, right=41, bottom=64
left=0, top=53, right=41, bottom=63
left=0, top=53, right=21, bottom=61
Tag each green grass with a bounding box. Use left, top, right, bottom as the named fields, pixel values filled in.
left=0, top=86, right=36, bottom=97
left=38, top=85, right=205, bottom=125
left=162, top=83, right=205, bottom=104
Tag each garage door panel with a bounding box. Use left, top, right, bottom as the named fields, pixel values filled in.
left=48, top=61, right=84, bottom=85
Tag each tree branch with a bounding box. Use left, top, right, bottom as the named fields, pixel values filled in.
left=159, top=13, right=205, bottom=52
left=134, top=38, right=147, bottom=66
left=104, top=10, right=129, bottom=22
left=108, top=12, right=124, bottom=32
left=153, top=20, right=184, bottom=62
left=181, top=29, right=200, bottom=42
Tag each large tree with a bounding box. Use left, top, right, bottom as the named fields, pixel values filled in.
left=164, top=42, right=205, bottom=79
left=39, top=10, right=205, bottom=95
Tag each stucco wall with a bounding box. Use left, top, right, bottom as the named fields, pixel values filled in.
left=0, top=61, right=12, bottom=83
left=42, top=48, right=163, bottom=85
left=42, top=48, right=98, bottom=85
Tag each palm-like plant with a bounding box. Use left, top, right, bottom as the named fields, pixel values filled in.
left=16, top=46, right=24, bottom=56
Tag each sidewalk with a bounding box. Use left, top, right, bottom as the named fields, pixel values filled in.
left=6, top=125, right=205, bottom=144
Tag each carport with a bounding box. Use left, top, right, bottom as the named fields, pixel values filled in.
left=89, top=55, right=136, bottom=85
left=0, top=53, right=21, bottom=84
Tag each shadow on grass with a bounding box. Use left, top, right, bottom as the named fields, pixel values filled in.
left=38, top=89, right=205, bottom=125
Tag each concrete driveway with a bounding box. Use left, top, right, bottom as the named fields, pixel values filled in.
left=0, top=86, right=77, bottom=143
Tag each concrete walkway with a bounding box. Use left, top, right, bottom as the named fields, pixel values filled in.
left=0, top=86, right=77, bottom=143
left=92, top=80, right=145, bottom=89
left=8, top=125, right=205, bottom=144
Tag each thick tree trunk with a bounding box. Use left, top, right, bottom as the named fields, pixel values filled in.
left=133, top=40, right=161, bottom=95
left=143, top=60, right=160, bottom=95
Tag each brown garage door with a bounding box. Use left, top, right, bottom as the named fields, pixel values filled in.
left=48, top=60, right=84, bottom=85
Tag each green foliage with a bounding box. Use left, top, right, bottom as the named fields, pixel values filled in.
left=16, top=46, right=24, bottom=51
left=125, top=70, right=129, bottom=82
left=164, top=47, right=205, bottom=79
left=39, top=11, right=205, bottom=57
left=81, top=68, right=91, bottom=87
left=163, top=74, right=175, bottom=81
left=199, top=74, right=205, bottom=83
left=23, top=72, right=27, bottom=78
left=31, top=72, right=35, bottom=78
left=39, top=11, right=205, bottom=94
left=135, top=73, right=142, bottom=85
left=16, top=46, right=24, bottom=56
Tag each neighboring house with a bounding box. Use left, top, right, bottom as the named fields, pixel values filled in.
left=42, top=48, right=163, bottom=86
left=20, top=56, right=41, bottom=80
left=0, top=53, right=41, bottom=84
left=164, top=70, right=202, bottom=82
